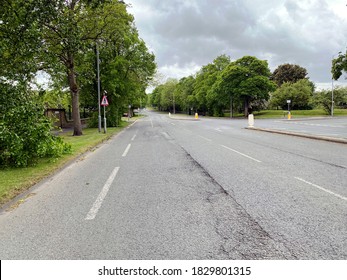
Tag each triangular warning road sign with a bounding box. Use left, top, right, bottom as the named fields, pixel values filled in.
left=101, top=95, right=109, bottom=106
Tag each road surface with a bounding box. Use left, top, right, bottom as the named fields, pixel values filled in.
left=0, top=111, right=346, bottom=259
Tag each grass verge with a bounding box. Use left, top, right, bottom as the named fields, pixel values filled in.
left=252, top=109, right=347, bottom=119
left=0, top=119, right=135, bottom=207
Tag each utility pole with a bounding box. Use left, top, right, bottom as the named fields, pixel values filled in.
left=96, top=42, right=101, bottom=132
left=331, top=77, right=334, bottom=117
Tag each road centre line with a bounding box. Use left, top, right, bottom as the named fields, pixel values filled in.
left=198, top=135, right=212, bottom=142
left=295, top=177, right=347, bottom=202
left=221, top=145, right=262, bottom=163
left=122, top=144, right=131, bottom=157
left=131, top=134, right=137, bottom=141
left=85, top=167, right=120, bottom=220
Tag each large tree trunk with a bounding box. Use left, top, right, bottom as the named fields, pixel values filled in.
left=67, top=57, right=82, bottom=136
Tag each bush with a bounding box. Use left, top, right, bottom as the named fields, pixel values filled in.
left=270, top=79, right=314, bottom=110
left=313, top=87, right=347, bottom=114
left=0, top=84, right=71, bottom=167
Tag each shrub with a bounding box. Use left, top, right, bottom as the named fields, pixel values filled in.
left=313, top=87, right=347, bottom=114
left=0, top=84, right=71, bottom=167
left=270, top=79, right=314, bottom=110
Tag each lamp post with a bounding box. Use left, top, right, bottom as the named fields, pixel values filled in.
left=331, top=76, right=334, bottom=117
left=96, top=42, right=102, bottom=132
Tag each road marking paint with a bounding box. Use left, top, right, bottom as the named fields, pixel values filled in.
left=295, top=177, right=347, bottom=201
left=171, top=123, right=176, bottom=126
left=122, top=144, right=131, bottom=157
left=198, top=135, right=212, bottom=142
left=221, top=145, right=262, bottom=163
left=150, top=118, right=154, bottom=128
left=85, top=167, right=120, bottom=220
left=131, top=134, right=137, bottom=141
left=215, top=128, right=222, bottom=132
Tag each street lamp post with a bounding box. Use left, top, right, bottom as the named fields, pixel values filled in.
left=331, top=77, right=334, bottom=117
left=96, top=42, right=102, bottom=132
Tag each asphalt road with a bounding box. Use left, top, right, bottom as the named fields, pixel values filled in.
left=0, top=111, right=346, bottom=259
left=250, top=117, right=347, bottom=140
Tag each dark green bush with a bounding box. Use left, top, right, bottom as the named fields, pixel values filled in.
left=0, top=84, right=71, bottom=167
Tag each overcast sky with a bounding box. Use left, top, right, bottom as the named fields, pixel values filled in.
left=127, top=0, right=347, bottom=89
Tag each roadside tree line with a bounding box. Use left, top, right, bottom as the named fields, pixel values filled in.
left=149, top=55, right=347, bottom=117
left=0, top=0, right=156, bottom=167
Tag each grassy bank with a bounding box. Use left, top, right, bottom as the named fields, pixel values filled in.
left=0, top=120, right=134, bottom=207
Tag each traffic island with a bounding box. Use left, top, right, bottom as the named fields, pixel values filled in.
left=246, top=127, right=347, bottom=144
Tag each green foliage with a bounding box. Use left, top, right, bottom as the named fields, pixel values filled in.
left=174, top=76, right=196, bottom=114
left=152, top=55, right=275, bottom=117
left=270, top=79, right=314, bottom=110
left=1, top=0, right=156, bottom=136
left=218, top=56, right=276, bottom=116
left=0, top=84, right=71, bottom=167
left=332, top=52, right=347, bottom=80
left=150, top=79, right=178, bottom=111
left=271, top=63, right=308, bottom=87
left=313, top=87, right=347, bottom=114
left=193, top=55, right=231, bottom=115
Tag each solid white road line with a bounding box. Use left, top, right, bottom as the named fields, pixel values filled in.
left=295, top=177, right=347, bottom=202
left=85, top=167, right=120, bottom=220
left=221, top=145, right=262, bottom=163
left=122, top=144, right=131, bottom=157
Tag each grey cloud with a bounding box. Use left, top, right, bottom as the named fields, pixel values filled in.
left=129, top=0, right=347, bottom=84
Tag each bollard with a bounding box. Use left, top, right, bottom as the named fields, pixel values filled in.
left=248, top=114, right=254, bottom=127
left=195, top=113, right=199, bottom=120
left=169, top=112, right=171, bottom=117
left=287, top=112, right=291, bottom=120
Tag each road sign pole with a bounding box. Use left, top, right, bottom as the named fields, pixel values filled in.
left=103, top=105, right=107, bottom=134
left=101, top=95, right=108, bottom=133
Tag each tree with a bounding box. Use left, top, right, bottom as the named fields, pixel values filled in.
left=193, top=54, right=231, bottom=116
left=271, top=63, right=308, bottom=87
left=0, top=0, right=72, bottom=167
left=270, top=79, right=313, bottom=110
left=0, top=82, right=71, bottom=167
left=38, top=0, right=134, bottom=135
left=0, top=0, right=44, bottom=82
left=220, top=56, right=276, bottom=116
left=332, top=52, right=347, bottom=80
left=81, top=20, right=156, bottom=126
left=174, top=76, right=196, bottom=114
left=313, top=87, right=347, bottom=114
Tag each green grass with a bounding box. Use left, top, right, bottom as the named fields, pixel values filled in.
left=0, top=120, right=135, bottom=207
left=254, top=109, right=347, bottom=119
